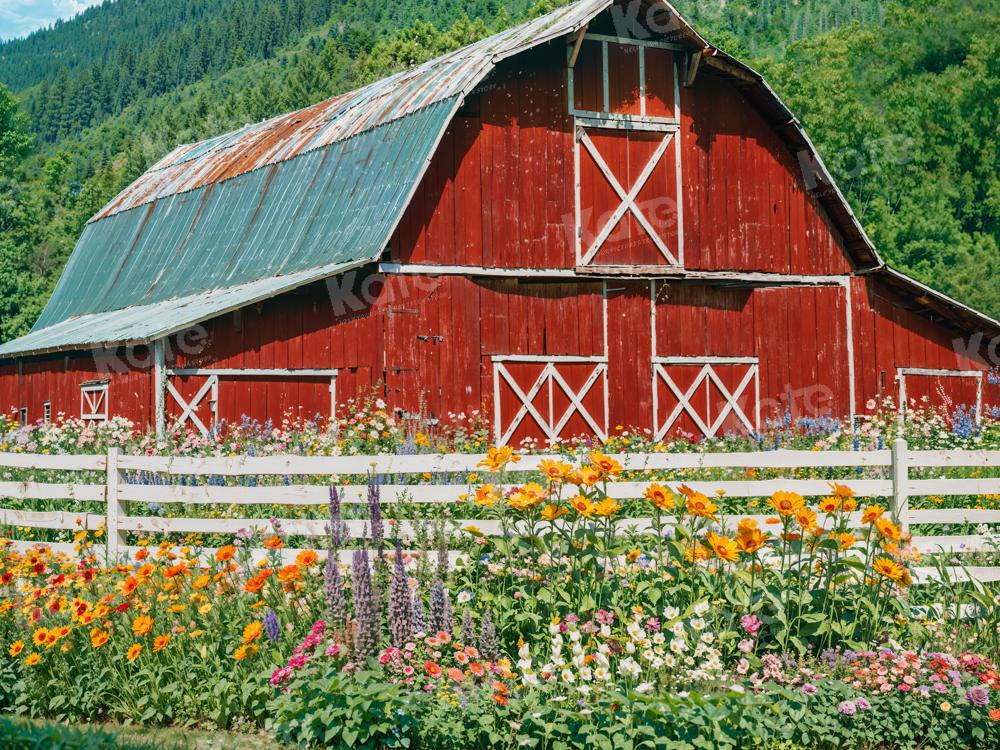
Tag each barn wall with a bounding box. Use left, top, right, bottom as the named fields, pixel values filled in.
left=0, top=348, right=152, bottom=427
left=390, top=42, right=854, bottom=276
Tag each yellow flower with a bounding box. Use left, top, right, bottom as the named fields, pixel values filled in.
left=874, top=517, right=901, bottom=541
left=829, top=482, right=855, bottom=498
left=940, top=701, right=951, bottom=712
left=768, top=491, right=805, bottom=518
left=538, top=459, right=572, bottom=481
left=836, top=532, right=858, bottom=550
left=569, top=495, right=596, bottom=517
left=8, top=640, right=24, bottom=657
left=872, top=557, right=905, bottom=582
left=242, top=621, right=264, bottom=645
left=126, top=643, right=142, bottom=662
left=192, top=574, right=211, bottom=590
left=474, top=484, right=500, bottom=508
left=705, top=532, right=740, bottom=563
left=588, top=451, right=623, bottom=477
left=90, top=629, right=109, bottom=648
left=794, top=507, right=818, bottom=530
left=644, top=483, right=676, bottom=512
left=817, top=496, right=841, bottom=514
left=592, top=498, right=621, bottom=517
left=31, top=628, right=48, bottom=647
left=540, top=503, right=569, bottom=521
left=735, top=523, right=768, bottom=555
left=24, top=653, right=40, bottom=667
left=684, top=492, right=718, bottom=519
left=576, top=466, right=602, bottom=487
left=132, top=615, right=154, bottom=637
left=507, top=483, right=546, bottom=512
left=478, top=447, right=519, bottom=472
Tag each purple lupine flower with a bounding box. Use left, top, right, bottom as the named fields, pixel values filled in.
left=324, top=486, right=347, bottom=626
left=436, top=524, right=449, bottom=581
left=461, top=608, right=476, bottom=646
left=367, top=474, right=384, bottom=562
left=411, top=591, right=426, bottom=634
left=429, top=579, right=452, bottom=635
left=351, top=547, right=380, bottom=659
left=964, top=685, right=990, bottom=707
left=387, top=542, right=413, bottom=648
left=838, top=700, right=856, bottom=715
left=264, top=609, right=281, bottom=642
left=478, top=610, right=499, bottom=662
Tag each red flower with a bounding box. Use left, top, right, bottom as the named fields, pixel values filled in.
left=116, top=601, right=132, bottom=613
left=424, top=661, right=442, bottom=678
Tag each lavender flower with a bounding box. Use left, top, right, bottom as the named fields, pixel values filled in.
left=855, top=697, right=871, bottom=710
left=387, top=542, right=413, bottom=648
left=264, top=609, right=281, bottom=642
left=351, top=547, right=380, bottom=659
left=478, top=610, right=499, bottom=661
left=965, top=685, right=990, bottom=707
left=436, top=522, right=449, bottom=581
left=801, top=683, right=817, bottom=695
left=324, top=486, right=346, bottom=626
left=838, top=700, right=856, bottom=716
left=429, top=579, right=452, bottom=635
left=367, top=474, right=384, bottom=562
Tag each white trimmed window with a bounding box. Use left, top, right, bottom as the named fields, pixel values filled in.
left=43, top=401, right=51, bottom=425
left=81, top=380, right=109, bottom=422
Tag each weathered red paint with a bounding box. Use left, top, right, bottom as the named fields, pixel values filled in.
left=0, top=16, right=996, bottom=440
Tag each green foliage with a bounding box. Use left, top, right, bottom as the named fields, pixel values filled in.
left=0, top=716, right=158, bottom=750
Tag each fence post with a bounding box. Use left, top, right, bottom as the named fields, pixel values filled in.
left=105, top=447, right=125, bottom=562
left=891, top=436, right=909, bottom=534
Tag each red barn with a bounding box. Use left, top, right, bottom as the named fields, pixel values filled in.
left=1, top=0, right=997, bottom=444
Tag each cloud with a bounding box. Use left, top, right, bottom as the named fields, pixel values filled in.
left=0, top=1, right=104, bottom=42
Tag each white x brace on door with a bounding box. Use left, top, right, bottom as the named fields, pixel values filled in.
left=653, top=357, right=759, bottom=440
left=575, top=122, right=681, bottom=267
left=166, top=374, right=218, bottom=436
left=493, top=356, right=608, bottom=445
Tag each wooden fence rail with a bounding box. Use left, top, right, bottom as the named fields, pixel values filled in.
left=0, top=440, right=998, bottom=584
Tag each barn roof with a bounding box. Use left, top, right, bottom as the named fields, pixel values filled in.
left=2, top=0, right=990, bottom=358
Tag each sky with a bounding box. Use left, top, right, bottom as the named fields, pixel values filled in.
left=0, top=0, right=103, bottom=41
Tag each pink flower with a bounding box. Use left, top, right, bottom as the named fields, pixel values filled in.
left=738, top=639, right=754, bottom=654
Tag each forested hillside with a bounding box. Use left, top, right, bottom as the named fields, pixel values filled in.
left=0, top=0, right=996, bottom=342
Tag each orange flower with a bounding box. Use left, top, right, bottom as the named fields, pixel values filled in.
left=474, top=484, right=500, bottom=507
left=424, top=660, right=442, bottom=677
left=836, top=532, right=858, bottom=550
left=576, top=466, right=602, bottom=487
left=685, top=492, right=718, bottom=519
left=768, top=491, right=805, bottom=518
left=507, top=483, right=546, bottom=512
left=32, top=628, right=48, bottom=647
left=126, top=643, right=142, bottom=662
left=841, top=498, right=858, bottom=513
left=262, top=536, right=284, bottom=550
left=588, top=451, right=622, bottom=477
left=153, top=634, right=171, bottom=653
left=644, top=483, right=676, bottom=512
left=216, top=545, right=237, bottom=563
left=987, top=708, right=1000, bottom=721
left=121, top=576, right=139, bottom=596
left=8, top=640, right=24, bottom=657
left=684, top=544, right=712, bottom=562
left=569, top=495, right=595, bottom=517
left=234, top=644, right=258, bottom=661
left=244, top=575, right=265, bottom=594
left=24, top=653, right=40, bottom=666
left=132, top=615, right=154, bottom=637
left=794, top=507, right=818, bottom=530
left=277, top=565, right=301, bottom=583
left=90, top=629, right=109, bottom=648
left=295, top=550, right=318, bottom=568
left=242, top=621, right=264, bottom=644
left=705, top=532, right=740, bottom=562
left=874, top=517, right=901, bottom=541
left=540, top=503, right=569, bottom=521
left=447, top=667, right=465, bottom=682
left=592, top=498, right=621, bottom=517
left=829, top=482, right=855, bottom=499
left=192, top=574, right=211, bottom=590
left=736, top=526, right=768, bottom=555
left=861, top=505, right=886, bottom=525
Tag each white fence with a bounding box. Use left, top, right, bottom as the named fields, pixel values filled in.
left=0, top=439, right=998, bottom=584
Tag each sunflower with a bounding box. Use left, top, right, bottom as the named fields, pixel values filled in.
left=817, top=496, right=841, bottom=514
left=576, top=466, right=603, bottom=487
left=8, top=640, right=24, bottom=657
left=31, top=628, right=48, bottom=647
left=836, top=532, right=858, bottom=550
left=794, top=507, right=818, bottom=530
left=90, top=629, right=109, bottom=648
left=644, top=483, right=676, bottom=512
left=126, top=643, right=142, bottom=662
left=872, top=557, right=905, bottom=582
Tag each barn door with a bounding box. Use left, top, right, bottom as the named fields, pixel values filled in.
left=166, top=374, right=218, bottom=435
left=493, top=357, right=608, bottom=446
left=653, top=357, right=759, bottom=440
left=898, top=368, right=983, bottom=422
left=575, top=123, right=681, bottom=267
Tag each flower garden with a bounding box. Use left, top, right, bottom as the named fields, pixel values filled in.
left=1, top=397, right=999, bottom=748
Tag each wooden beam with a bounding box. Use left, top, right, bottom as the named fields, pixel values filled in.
left=567, top=23, right=588, bottom=68
left=684, top=51, right=702, bottom=87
